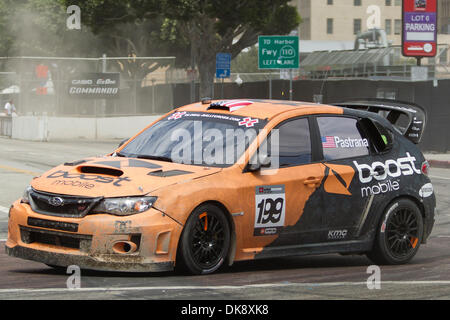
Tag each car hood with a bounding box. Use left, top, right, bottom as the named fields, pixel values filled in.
left=31, top=156, right=222, bottom=198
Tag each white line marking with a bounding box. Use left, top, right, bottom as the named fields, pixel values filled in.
left=0, top=206, right=9, bottom=215
left=0, top=281, right=450, bottom=294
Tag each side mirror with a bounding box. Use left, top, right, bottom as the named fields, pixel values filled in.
left=118, top=138, right=129, bottom=148
left=246, top=154, right=272, bottom=172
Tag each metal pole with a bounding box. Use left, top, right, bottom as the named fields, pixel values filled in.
left=190, top=42, right=195, bottom=103
left=101, top=54, right=107, bottom=117
left=289, top=69, right=293, bottom=101
left=152, top=79, right=156, bottom=114
left=269, top=72, right=272, bottom=100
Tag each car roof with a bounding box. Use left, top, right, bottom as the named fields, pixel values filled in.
left=177, top=99, right=343, bottom=120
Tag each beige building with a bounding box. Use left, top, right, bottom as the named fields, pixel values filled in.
left=291, top=0, right=450, bottom=46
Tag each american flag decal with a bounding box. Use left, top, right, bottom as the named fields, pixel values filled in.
left=322, top=136, right=336, bottom=148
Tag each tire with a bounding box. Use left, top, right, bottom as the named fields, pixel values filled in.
left=367, top=198, right=424, bottom=265
left=177, top=204, right=230, bottom=275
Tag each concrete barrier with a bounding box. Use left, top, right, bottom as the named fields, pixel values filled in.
left=0, top=116, right=12, bottom=137
left=11, top=115, right=162, bottom=141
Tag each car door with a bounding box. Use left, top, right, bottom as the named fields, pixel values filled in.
left=237, top=117, right=327, bottom=251
left=311, top=115, right=377, bottom=242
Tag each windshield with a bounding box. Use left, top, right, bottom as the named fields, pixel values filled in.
left=119, top=111, right=267, bottom=167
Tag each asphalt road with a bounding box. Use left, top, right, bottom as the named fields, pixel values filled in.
left=0, top=137, right=450, bottom=300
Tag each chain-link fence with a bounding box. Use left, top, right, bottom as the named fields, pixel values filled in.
left=0, top=56, right=177, bottom=117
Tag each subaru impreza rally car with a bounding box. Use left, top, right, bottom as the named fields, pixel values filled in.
left=5, top=99, right=435, bottom=275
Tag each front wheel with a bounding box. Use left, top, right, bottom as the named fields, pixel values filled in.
left=177, top=204, right=230, bottom=275
left=367, top=198, right=424, bottom=265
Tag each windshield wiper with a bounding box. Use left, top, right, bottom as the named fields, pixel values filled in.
left=136, top=155, right=174, bottom=163
left=114, top=152, right=127, bottom=157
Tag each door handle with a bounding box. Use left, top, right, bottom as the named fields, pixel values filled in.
left=304, top=177, right=321, bottom=186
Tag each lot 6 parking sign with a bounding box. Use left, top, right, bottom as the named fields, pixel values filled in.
left=402, top=0, right=437, bottom=57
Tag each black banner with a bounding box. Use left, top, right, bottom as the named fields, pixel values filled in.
left=68, top=73, right=120, bottom=99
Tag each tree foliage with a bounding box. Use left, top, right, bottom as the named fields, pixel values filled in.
left=161, top=0, right=300, bottom=96
left=0, top=0, right=300, bottom=96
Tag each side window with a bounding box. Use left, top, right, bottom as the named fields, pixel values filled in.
left=317, top=116, right=370, bottom=161
left=271, top=118, right=312, bottom=167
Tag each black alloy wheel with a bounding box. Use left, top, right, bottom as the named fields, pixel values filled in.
left=367, top=198, right=424, bottom=265
left=178, top=204, right=230, bottom=275
left=385, top=207, right=420, bottom=259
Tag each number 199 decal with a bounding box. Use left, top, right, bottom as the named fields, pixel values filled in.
left=254, top=185, right=286, bottom=236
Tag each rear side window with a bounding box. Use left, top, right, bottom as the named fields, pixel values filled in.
left=317, top=116, right=370, bottom=161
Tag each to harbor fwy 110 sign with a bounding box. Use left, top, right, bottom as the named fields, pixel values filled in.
left=402, top=0, right=437, bottom=57
left=258, top=36, right=299, bottom=69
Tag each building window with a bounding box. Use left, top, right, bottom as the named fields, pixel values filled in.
left=327, top=18, right=333, bottom=34
left=385, top=19, right=392, bottom=35
left=394, top=0, right=401, bottom=5
left=354, top=0, right=362, bottom=6
left=354, top=19, right=362, bottom=35
left=394, top=19, right=402, bottom=35
left=385, top=0, right=391, bottom=5
left=327, top=0, right=333, bottom=4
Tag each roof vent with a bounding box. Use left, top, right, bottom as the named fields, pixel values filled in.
left=207, top=100, right=254, bottom=112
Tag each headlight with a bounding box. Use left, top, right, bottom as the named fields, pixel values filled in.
left=22, top=185, right=32, bottom=204
left=91, top=196, right=157, bottom=216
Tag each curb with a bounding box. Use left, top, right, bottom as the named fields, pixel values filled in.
left=427, top=159, right=450, bottom=169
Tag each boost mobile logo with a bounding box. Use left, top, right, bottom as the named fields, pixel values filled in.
left=353, top=152, right=421, bottom=184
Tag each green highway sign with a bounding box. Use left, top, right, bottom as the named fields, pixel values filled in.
left=258, top=36, right=299, bottom=69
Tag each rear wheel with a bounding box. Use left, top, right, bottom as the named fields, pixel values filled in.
left=177, top=204, right=230, bottom=275
left=367, top=198, right=424, bottom=265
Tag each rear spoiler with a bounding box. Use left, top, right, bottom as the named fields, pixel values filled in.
left=333, top=99, right=426, bottom=144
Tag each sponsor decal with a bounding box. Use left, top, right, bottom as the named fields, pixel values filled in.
left=419, top=183, right=434, bottom=198
left=322, top=136, right=369, bottom=149
left=238, top=117, right=259, bottom=128
left=46, top=170, right=131, bottom=187
left=168, top=112, right=187, bottom=120
left=165, top=112, right=266, bottom=130
left=68, top=73, right=120, bottom=99
left=114, top=220, right=132, bottom=233
left=353, top=152, right=421, bottom=197
left=323, top=163, right=354, bottom=196
left=254, top=185, right=285, bottom=236
left=361, top=180, right=400, bottom=198
left=327, top=229, right=348, bottom=240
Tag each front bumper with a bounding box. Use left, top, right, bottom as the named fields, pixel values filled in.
left=5, top=201, right=182, bottom=272
left=5, top=245, right=173, bottom=272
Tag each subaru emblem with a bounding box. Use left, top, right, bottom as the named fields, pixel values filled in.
left=49, top=197, right=64, bottom=207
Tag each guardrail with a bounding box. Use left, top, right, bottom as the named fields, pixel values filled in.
left=0, top=116, right=12, bottom=137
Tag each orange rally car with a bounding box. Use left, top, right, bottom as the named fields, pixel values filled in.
left=5, top=99, right=436, bottom=274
